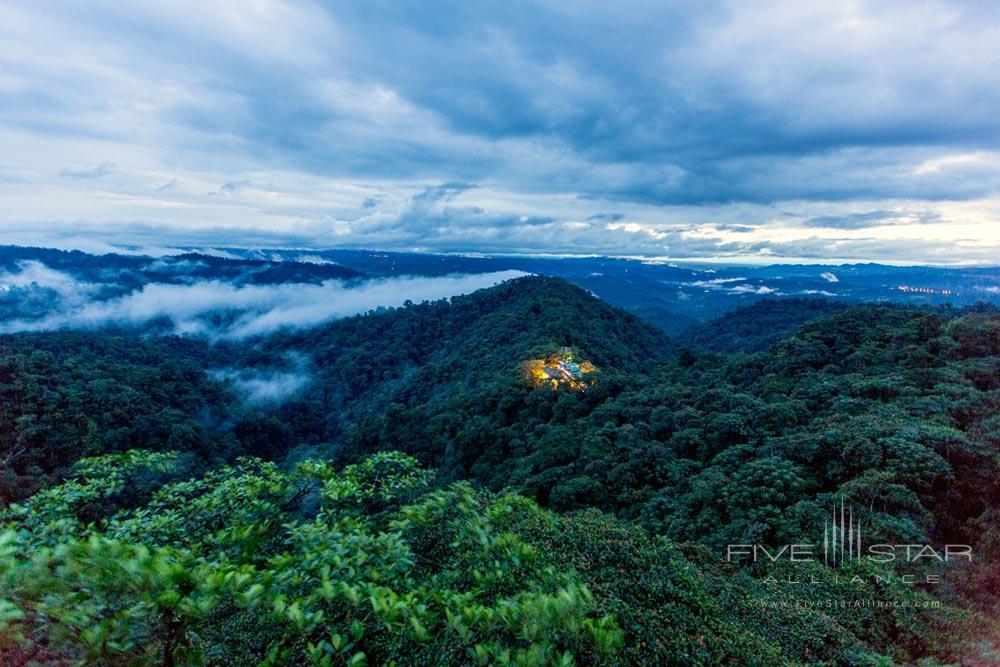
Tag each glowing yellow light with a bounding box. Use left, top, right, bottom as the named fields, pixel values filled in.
left=522, top=352, right=598, bottom=392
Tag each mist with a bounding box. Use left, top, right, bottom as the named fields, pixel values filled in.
left=0, top=269, right=528, bottom=338
left=0, top=260, right=99, bottom=305
left=211, top=368, right=310, bottom=404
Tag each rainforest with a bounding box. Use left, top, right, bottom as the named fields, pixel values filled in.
left=2, top=260, right=1000, bottom=665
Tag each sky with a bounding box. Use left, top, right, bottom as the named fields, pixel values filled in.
left=1, top=0, right=999, bottom=264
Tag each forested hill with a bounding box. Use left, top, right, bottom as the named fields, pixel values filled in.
left=675, top=297, right=851, bottom=353
left=0, top=245, right=365, bottom=285
left=265, top=274, right=672, bottom=398
left=3, top=275, right=1000, bottom=664
left=0, top=276, right=671, bottom=500
left=247, top=275, right=676, bottom=481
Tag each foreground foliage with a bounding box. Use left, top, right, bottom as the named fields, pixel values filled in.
left=4, top=450, right=998, bottom=666
left=1, top=451, right=625, bottom=665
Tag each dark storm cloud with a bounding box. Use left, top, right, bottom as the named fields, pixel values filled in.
left=803, top=210, right=943, bottom=229
left=59, top=162, right=116, bottom=179
left=587, top=213, right=625, bottom=223
left=410, top=182, right=475, bottom=206
left=391, top=184, right=556, bottom=241
left=302, top=1, right=1000, bottom=204
left=1, top=1, right=999, bottom=261
left=30, top=0, right=996, bottom=205
left=216, top=180, right=252, bottom=195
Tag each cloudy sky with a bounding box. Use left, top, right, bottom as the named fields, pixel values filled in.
left=1, top=1, right=999, bottom=263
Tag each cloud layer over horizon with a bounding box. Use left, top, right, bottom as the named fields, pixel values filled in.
left=0, top=262, right=527, bottom=338
left=1, top=1, right=999, bottom=263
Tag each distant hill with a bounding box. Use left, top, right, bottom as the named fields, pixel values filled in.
left=165, top=252, right=365, bottom=284
left=675, top=297, right=850, bottom=353
left=0, top=245, right=364, bottom=291
left=0, top=246, right=368, bottom=328
left=5, top=245, right=1000, bottom=338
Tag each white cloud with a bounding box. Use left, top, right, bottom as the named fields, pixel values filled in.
left=688, top=277, right=747, bottom=288
left=1, top=270, right=528, bottom=338
left=0, top=260, right=101, bottom=307
left=728, top=284, right=777, bottom=295
left=211, top=365, right=310, bottom=404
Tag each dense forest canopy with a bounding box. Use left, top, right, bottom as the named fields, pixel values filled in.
left=3, top=273, right=1000, bottom=664
left=675, top=297, right=852, bottom=353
